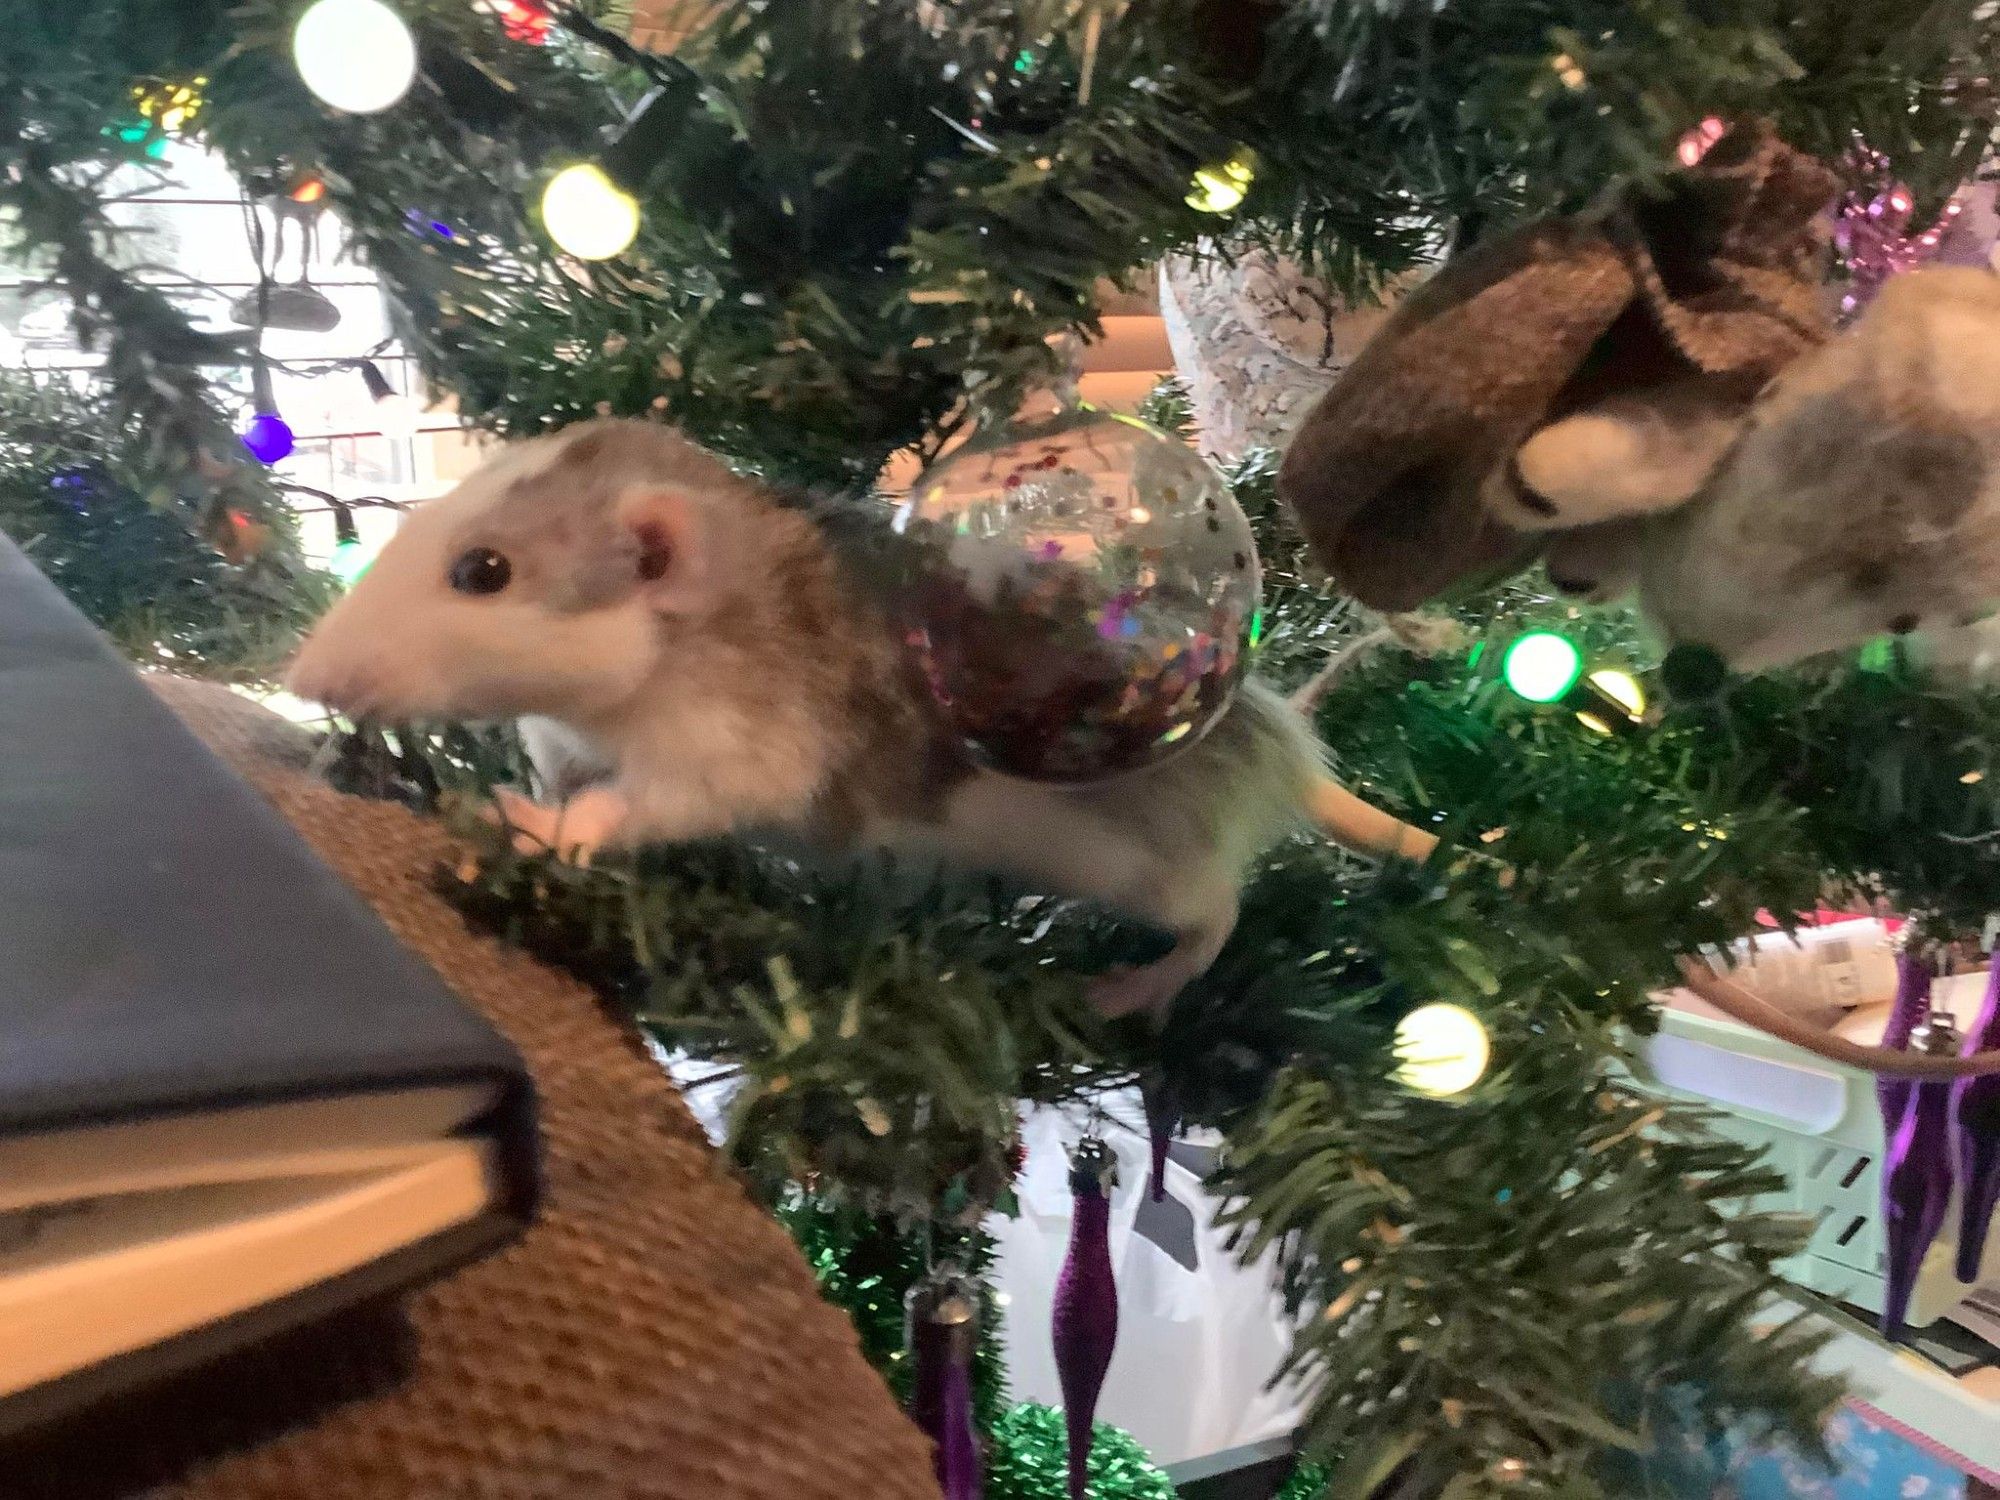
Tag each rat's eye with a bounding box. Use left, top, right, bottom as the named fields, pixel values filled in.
left=449, top=547, right=512, bottom=596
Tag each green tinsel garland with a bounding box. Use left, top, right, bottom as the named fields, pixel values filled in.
left=1276, top=1460, right=1333, bottom=1500
left=779, top=1197, right=1009, bottom=1429
left=985, top=1404, right=1176, bottom=1500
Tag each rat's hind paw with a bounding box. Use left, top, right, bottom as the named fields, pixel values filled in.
left=1087, top=904, right=1237, bottom=1019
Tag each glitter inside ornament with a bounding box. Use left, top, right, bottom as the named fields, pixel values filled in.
left=892, top=408, right=1260, bottom=783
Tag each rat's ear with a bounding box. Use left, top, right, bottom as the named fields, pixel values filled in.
left=1497, top=384, right=1747, bottom=533
left=616, top=485, right=709, bottom=612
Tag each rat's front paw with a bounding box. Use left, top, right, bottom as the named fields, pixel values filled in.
left=488, top=785, right=628, bottom=866
left=487, top=786, right=567, bottom=858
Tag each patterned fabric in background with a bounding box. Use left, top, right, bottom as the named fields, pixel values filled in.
left=1717, top=1405, right=1967, bottom=1500
left=1156, top=249, right=1419, bottom=460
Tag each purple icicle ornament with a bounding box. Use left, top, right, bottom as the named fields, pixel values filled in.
left=1880, top=1012, right=1961, bottom=1337
left=1954, top=963, right=2000, bottom=1282
left=906, top=1265, right=984, bottom=1500
left=1877, top=947, right=1934, bottom=1131
left=1052, top=1137, right=1120, bottom=1500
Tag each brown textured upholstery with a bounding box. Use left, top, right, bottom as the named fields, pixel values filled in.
left=3, top=676, right=939, bottom=1500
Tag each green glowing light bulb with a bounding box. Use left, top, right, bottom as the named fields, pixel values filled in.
left=330, top=537, right=375, bottom=587
left=1501, top=630, right=1583, bottom=703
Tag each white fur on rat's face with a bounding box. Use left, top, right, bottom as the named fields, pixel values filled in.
left=1636, top=268, right=2000, bottom=672
left=287, top=437, right=661, bottom=723
left=1639, top=525, right=1922, bottom=672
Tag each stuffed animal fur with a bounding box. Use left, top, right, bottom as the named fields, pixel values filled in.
left=1505, top=379, right=1749, bottom=532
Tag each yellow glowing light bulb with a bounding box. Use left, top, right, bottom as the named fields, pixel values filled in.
left=1394, top=1003, right=1491, bottom=1097
left=1589, top=668, right=1645, bottom=717
left=1576, top=667, right=1646, bottom=736
left=541, top=163, right=641, bottom=261
left=136, top=77, right=208, bottom=134
left=1186, top=152, right=1256, bottom=214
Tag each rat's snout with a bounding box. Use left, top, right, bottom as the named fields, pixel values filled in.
left=285, top=627, right=384, bottom=718
left=285, top=594, right=403, bottom=718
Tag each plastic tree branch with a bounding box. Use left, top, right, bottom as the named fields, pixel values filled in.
left=1301, top=764, right=2000, bottom=1080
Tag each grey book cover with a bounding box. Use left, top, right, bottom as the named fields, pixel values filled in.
left=0, top=535, right=539, bottom=1433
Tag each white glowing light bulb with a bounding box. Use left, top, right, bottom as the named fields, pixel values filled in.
left=294, top=0, right=418, bottom=115
left=1393, top=1003, right=1492, bottom=1097
left=540, top=164, right=641, bottom=261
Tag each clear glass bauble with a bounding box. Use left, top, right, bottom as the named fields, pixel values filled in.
left=892, top=407, right=1261, bottom=782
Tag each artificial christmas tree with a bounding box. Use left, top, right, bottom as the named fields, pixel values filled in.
left=8, top=2, right=2000, bottom=1495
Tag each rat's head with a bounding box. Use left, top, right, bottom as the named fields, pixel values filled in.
left=1631, top=267, right=2000, bottom=676
left=288, top=421, right=749, bottom=724
left=1634, top=388, right=2000, bottom=673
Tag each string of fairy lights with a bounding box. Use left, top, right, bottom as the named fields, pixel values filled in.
left=282, top=0, right=1259, bottom=265
left=121, top=0, right=1262, bottom=474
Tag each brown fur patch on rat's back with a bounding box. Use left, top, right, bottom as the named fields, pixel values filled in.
left=772, top=519, right=970, bottom=840
left=624, top=425, right=966, bottom=833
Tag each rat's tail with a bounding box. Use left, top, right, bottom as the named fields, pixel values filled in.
left=1284, top=629, right=1446, bottom=861
left=1303, top=774, right=1440, bottom=863
left=1224, top=676, right=1442, bottom=865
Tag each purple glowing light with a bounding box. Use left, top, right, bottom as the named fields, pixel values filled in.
left=404, top=209, right=458, bottom=241
left=240, top=411, right=295, bottom=464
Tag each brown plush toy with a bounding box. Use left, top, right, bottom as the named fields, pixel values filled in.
left=1276, top=120, right=1838, bottom=611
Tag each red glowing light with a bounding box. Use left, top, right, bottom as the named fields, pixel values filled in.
left=496, top=0, right=553, bottom=42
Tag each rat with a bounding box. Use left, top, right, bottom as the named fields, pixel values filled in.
left=1634, top=267, right=2000, bottom=670
left=1477, top=269, right=2000, bottom=670
left=286, top=419, right=1438, bottom=1015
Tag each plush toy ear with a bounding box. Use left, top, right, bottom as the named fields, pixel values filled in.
left=1498, top=383, right=1747, bottom=533
left=616, top=486, right=709, bottom=612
